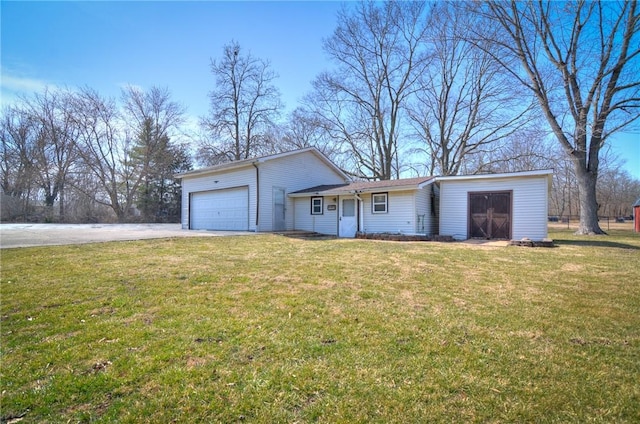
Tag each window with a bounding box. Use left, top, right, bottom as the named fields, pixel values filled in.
left=311, top=197, right=323, bottom=215
left=372, top=193, right=388, bottom=214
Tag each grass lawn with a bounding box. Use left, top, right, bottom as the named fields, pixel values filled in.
left=2, top=229, right=639, bottom=423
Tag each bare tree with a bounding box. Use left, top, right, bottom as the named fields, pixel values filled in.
left=122, top=85, right=185, bottom=148
left=2, top=86, right=192, bottom=223
left=408, top=3, right=536, bottom=176
left=474, top=0, right=640, bottom=234
left=594, top=148, right=640, bottom=218
left=308, top=1, right=430, bottom=180
left=20, top=88, right=81, bottom=221
left=278, top=107, right=343, bottom=160
left=0, top=105, right=37, bottom=219
left=463, top=128, right=555, bottom=175
left=199, top=40, right=282, bottom=165
left=70, top=88, right=138, bottom=221
left=122, top=86, right=189, bottom=221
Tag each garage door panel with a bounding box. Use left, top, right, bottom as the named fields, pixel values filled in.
left=190, top=187, right=249, bottom=231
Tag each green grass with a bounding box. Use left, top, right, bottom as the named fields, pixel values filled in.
left=2, top=229, right=639, bottom=423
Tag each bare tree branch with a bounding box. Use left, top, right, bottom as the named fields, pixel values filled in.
left=474, top=0, right=640, bottom=234
left=199, top=41, right=282, bottom=165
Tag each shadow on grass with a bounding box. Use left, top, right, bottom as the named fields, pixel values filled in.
left=275, top=231, right=338, bottom=241
left=554, top=239, right=640, bottom=250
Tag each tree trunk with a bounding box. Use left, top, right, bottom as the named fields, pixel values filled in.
left=574, top=165, right=605, bottom=235
left=115, top=207, right=126, bottom=223
left=59, top=183, right=65, bottom=222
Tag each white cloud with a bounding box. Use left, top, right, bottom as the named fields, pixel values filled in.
left=1, top=73, right=49, bottom=93
left=0, top=68, right=55, bottom=108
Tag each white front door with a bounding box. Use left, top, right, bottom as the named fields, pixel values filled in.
left=339, top=198, right=357, bottom=237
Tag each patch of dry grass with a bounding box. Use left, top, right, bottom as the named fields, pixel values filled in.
left=1, top=229, right=639, bottom=423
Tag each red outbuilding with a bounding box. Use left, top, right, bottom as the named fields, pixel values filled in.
left=634, top=198, right=640, bottom=233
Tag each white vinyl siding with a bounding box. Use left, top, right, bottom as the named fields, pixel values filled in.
left=180, top=149, right=347, bottom=232
left=294, top=197, right=338, bottom=235
left=414, top=187, right=432, bottom=235
left=439, top=175, right=549, bottom=241
left=258, top=151, right=347, bottom=232
left=181, top=167, right=256, bottom=230
left=291, top=183, right=437, bottom=237
left=361, top=191, right=416, bottom=235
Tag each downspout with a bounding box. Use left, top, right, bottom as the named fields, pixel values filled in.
left=354, top=191, right=363, bottom=234
left=252, top=162, right=260, bottom=230
left=433, top=182, right=441, bottom=236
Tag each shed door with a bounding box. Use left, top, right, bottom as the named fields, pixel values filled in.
left=190, top=187, right=249, bottom=231
left=469, top=191, right=511, bottom=239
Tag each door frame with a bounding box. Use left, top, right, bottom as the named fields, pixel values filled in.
left=338, top=195, right=359, bottom=237
left=467, top=190, right=512, bottom=240
left=272, top=186, right=286, bottom=231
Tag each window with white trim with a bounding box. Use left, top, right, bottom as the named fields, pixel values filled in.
left=311, top=197, right=323, bottom=215
left=372, top=193, right=388, bottom=213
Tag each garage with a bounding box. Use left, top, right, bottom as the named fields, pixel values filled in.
left=189, top=187, right=249, bottom=231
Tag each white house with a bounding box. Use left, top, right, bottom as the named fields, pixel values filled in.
left=437, top=170, right=553, bottom=241
left=176, top=147, right=553, bottom=241
left=176, top=148, right=349, bottom=232
left=288, top=177, right=438, bottom=238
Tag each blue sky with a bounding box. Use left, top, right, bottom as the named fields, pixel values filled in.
left=1, top=1, right=343, bottom=117
left=1, top=1, right=638, bottom=179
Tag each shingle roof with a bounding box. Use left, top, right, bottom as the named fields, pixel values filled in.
left=290, top=184, right=350, bottom=194
left=342, top=176, right=435, bottom=191
left=290, top=176, right=435, bottom=196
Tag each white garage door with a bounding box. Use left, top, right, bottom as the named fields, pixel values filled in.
left=190, top=187, right=249, bottom=231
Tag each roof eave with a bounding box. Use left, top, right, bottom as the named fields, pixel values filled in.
left=436, top=169, right=554, bottom=182
left=174, top=147, right=350, bottom=180
left=174, top=159, right=257, bottom=179
left=288, top=189, right=346, bottom=198
left=288, top=179, right=435, bottom=197
left=358, top=184, right=431, bottom=194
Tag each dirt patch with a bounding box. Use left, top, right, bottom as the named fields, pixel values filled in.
left=458, top=239, right=510, bottom=248
left=185, top=355, right=217, bottom=369
left=561, top=263, right=585, bottom=272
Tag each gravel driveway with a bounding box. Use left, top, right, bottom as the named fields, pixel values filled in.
left=0, top=223, right=256, bottom=248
